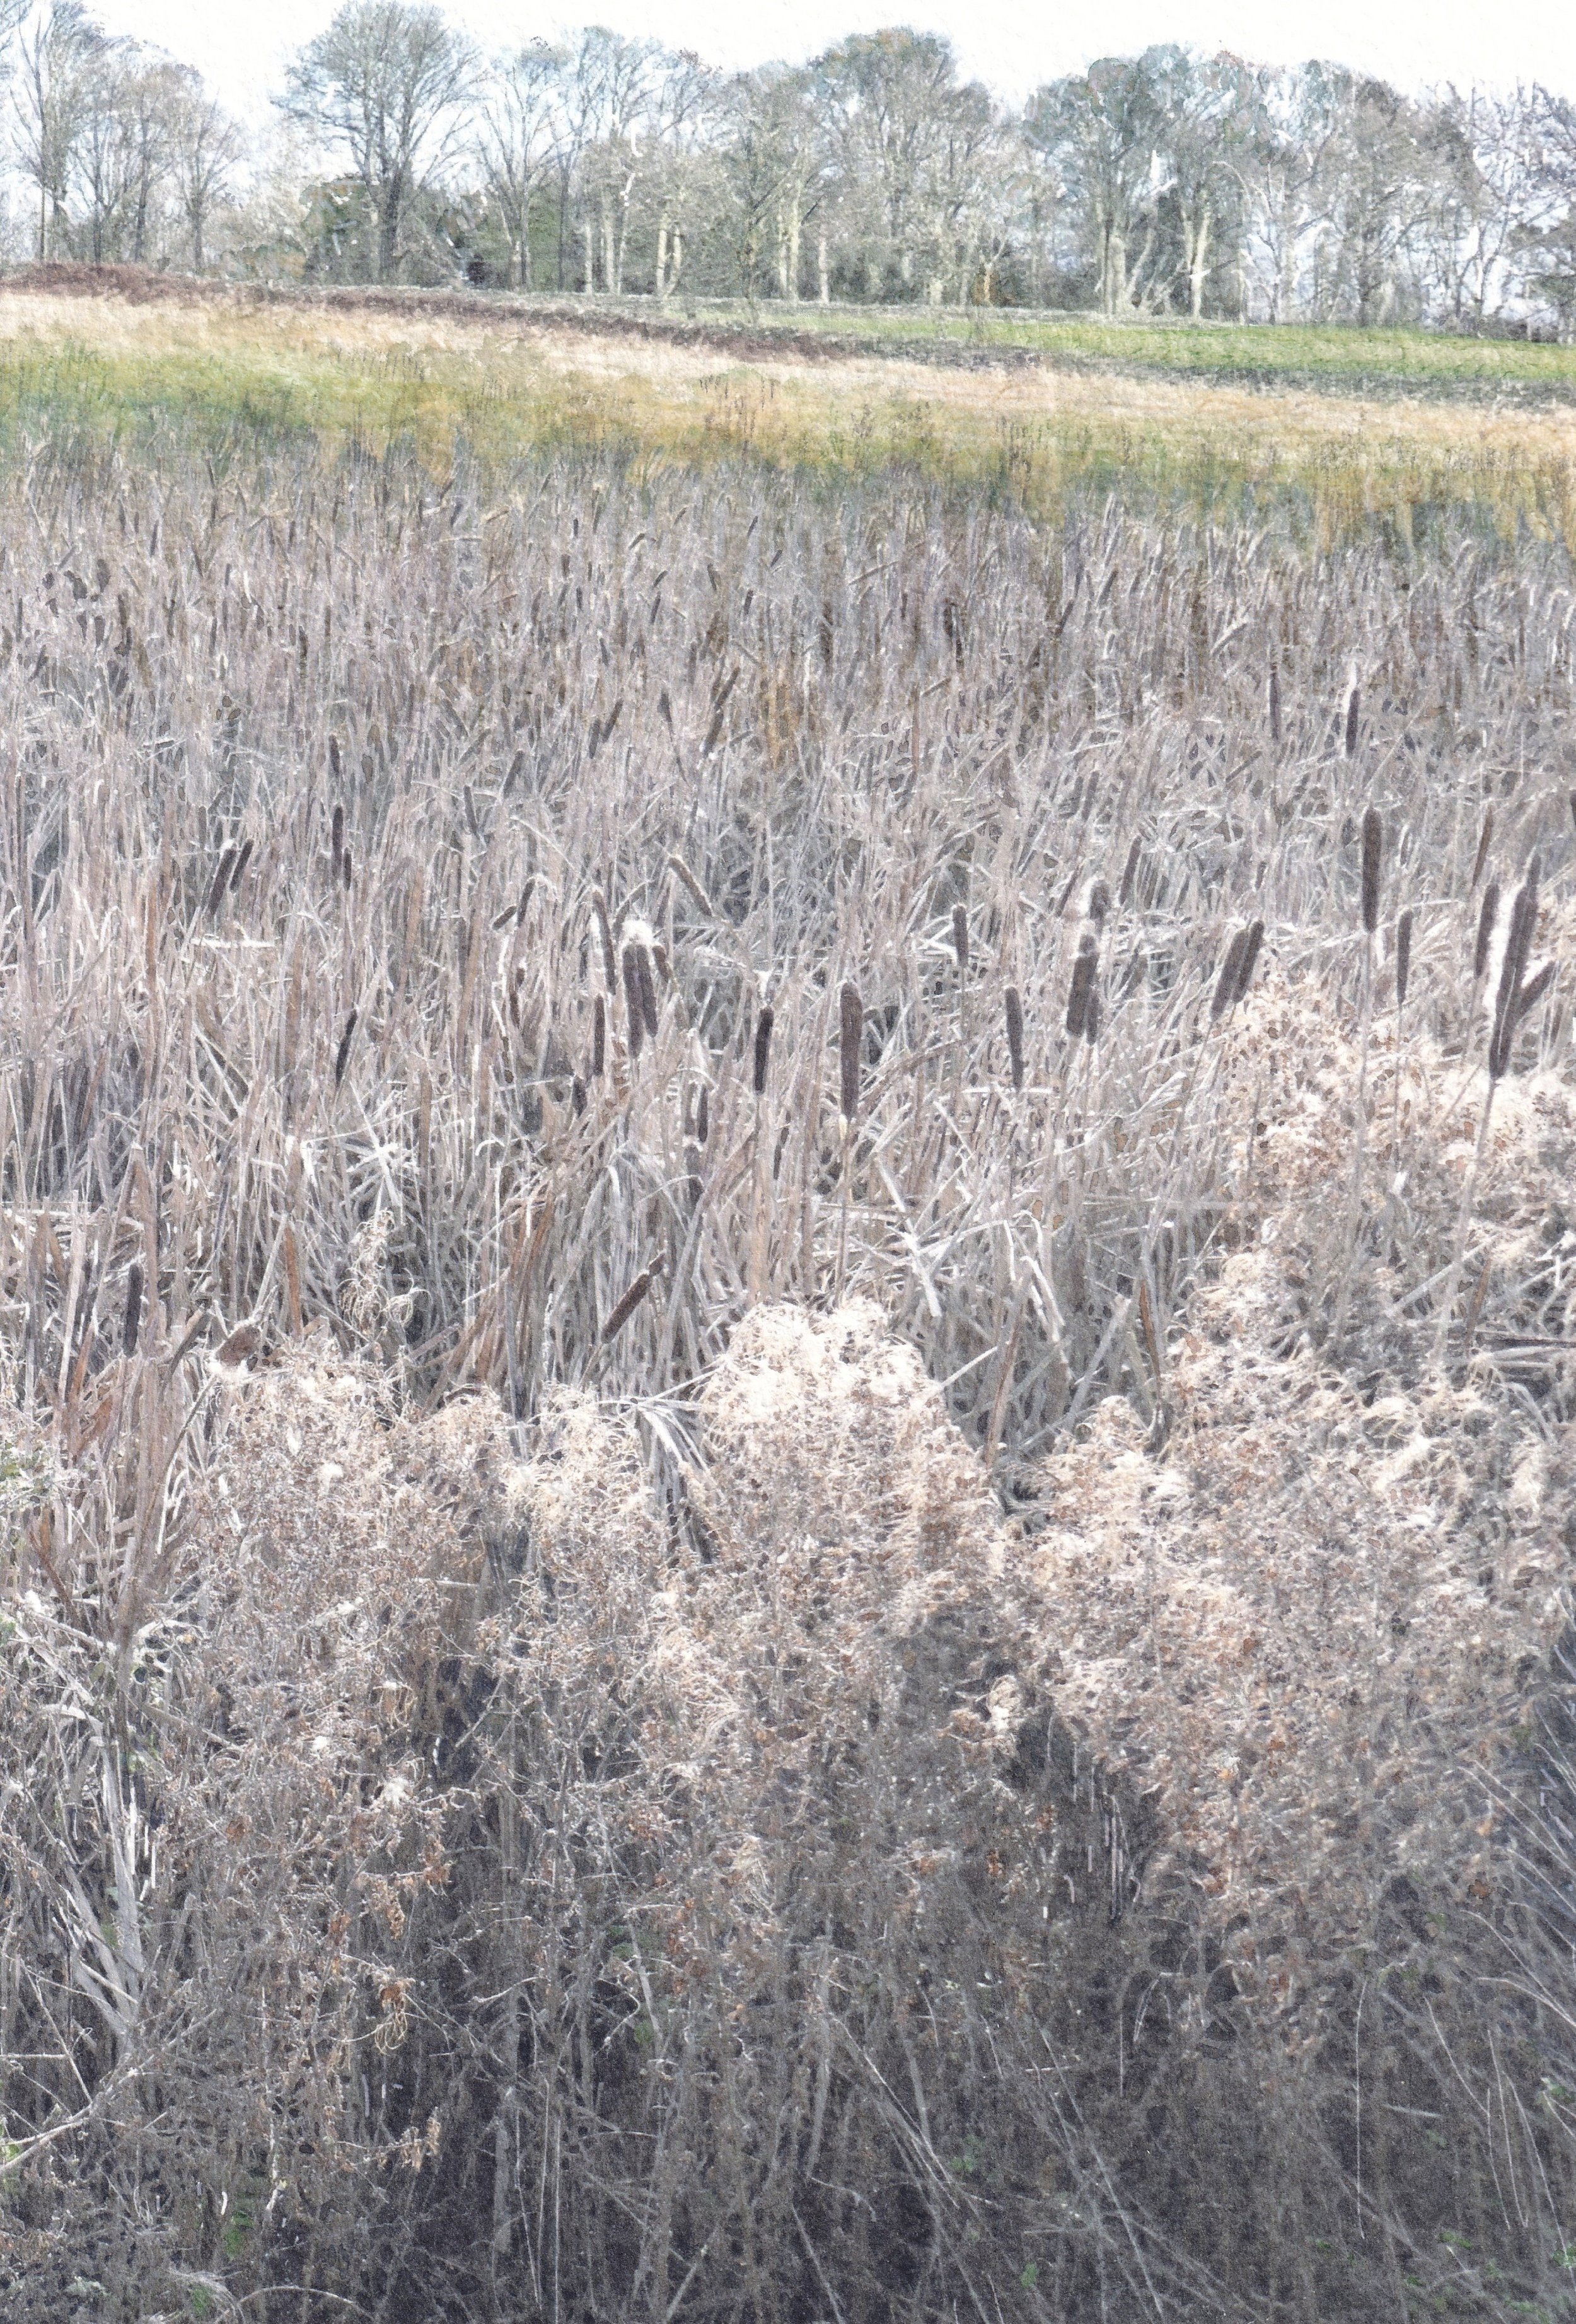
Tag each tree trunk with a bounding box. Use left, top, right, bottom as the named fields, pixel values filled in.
left=818, top=228, right=829, bottom=305
left=1188, top=206, right=1211, bottom=318
left=656, top=218, right=668, bottom=300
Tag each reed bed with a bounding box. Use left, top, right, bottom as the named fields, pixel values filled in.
left=1, top=388, right=1575, bottom=2323
left=3, top=286, right=1576, bottom=540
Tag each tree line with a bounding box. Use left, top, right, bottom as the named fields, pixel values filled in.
left=8, top=0, right=1576, bottom=332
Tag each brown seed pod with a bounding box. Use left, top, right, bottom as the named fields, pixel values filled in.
left=1489, top=857, right=1540, bottom=1081
left=123, top=1262, right=142, bottom=1359
left=633, top=943, right=659, bottom=1039
left=601, top=1258, right=664, bottom=1343
left=333, top=1008, right=358, bottom=1088
left=1344, top=677, right=1361, bottom=758
left=753, top=1004, right=774, bottom=1095
left=1004, top=985, right=1024, bottom=1090
left=1268, top=660, right=1281, bottom=745
left=205, top=846, right=236, bottom=919
left=1212, top=924, right=1253, bottom=1021
left=1394, top=909, right=1413, bottom=1007
left=1360, top=807, right=1382, bottom=936
left=1065, top=934, right=1098, bottom=1040
left=1232, top=919, right=1265, bottom=1009
left=591, top=993, right=606, bottom=1079
left=1515, top=959, right=1555, bottom=1025
left=951, top=903, right=969, bottom=973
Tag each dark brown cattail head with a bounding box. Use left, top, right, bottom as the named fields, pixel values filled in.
left=215, top=1323, right=261, bottom=1368
left=1086, top=878, right=1111, bottom=929
left=1473, top=880, right=1499, bottom=980
left=1119, top=837, right=1141, bottom=907
left=634, top=943, right=659, bottom=1038
left=695, top=1082, right=709, bottom=1144
left=1004, top=984, right=1024, bottom=1090
left=621, top=944, right=646, bottom=1062
left=229, top=838, right=253, bottom=893
left=1360, top=806, right=1382, bottom=936
left=122, top=1262, right=142, bottom=1359
left=1268, top=660, right=1281, bottom=746
left=331, top=802, right=344, bottom=883
left=1489, top=857, right=1540, bottom=1081
left=328, top=734, right=342, bottom=783
left=1065, top=933, right=1098, bottom=1040
left=1471, top=806, right=1493, bottom=892
left=1515, top=958, right=1555, bottom=1026
left=333, top=1008, right=358, bottom=1089
left=591, top=992, right=606, bottom=1079
left=205, top=846, right=236, bottom=919
left=1212, top=924, right=1253, bottom=1021
left=1394, top=909, right=1413, bottom=1008
left=342, top=845, right=352, bottom=892
left=601, top=1257, right=664, bottom=1343
left=1232, top=918, right=1265, bottom=1009
left=1082, top=987, right=1101, bottom=1045
left=752, top=1004, right=774, bottom=1096
left=839, top=981, right=863, bottom=1123
left=1343, top=675, right=1361, bottom=759
left=951, top=903, right=970, bottom=975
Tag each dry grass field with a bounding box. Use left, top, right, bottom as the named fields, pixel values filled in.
left=3, top=273, right=1576, bottom=2323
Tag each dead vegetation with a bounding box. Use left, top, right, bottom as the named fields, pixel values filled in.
left=1, top=412, right=1576, bottom=2319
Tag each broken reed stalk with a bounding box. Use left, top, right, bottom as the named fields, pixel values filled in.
left=1333, top=808, right=1382, bottom=1347
left=1433, top=855, right=1541, bottom=1366
left=1393, top=906, right=1413, bottom=1161
left=622, top=943, right=646, bottom=1064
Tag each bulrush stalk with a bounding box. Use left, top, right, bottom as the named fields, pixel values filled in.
left=1393, top=907, right=1414, bottom=1158
left=1333, top=808, right=1382, bottom=1345
left=1435, top=854, right=1542, bottom=1364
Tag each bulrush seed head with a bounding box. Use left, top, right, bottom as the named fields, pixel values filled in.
left=839, top=982, right=863, bottom=1124
left=1004, top=985, right=1024, bottom=1089
left=1360, top=807, right=1382, bottom=936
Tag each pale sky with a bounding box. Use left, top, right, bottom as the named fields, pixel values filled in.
left=100, top=0, right=1576, bottom=125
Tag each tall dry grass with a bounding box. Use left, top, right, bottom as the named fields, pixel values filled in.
left=0, top=412, right=1575, bottom=2320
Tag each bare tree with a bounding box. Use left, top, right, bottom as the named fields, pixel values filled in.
left=1024, top=54, right=1171, bottom=315
left=13, top=0, right=104, bottom=260
left=279, top=0, right=475, bottom=282
left=169, top=79, right=245, bottom=272
left=475, top=40, right=564, bottom=289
